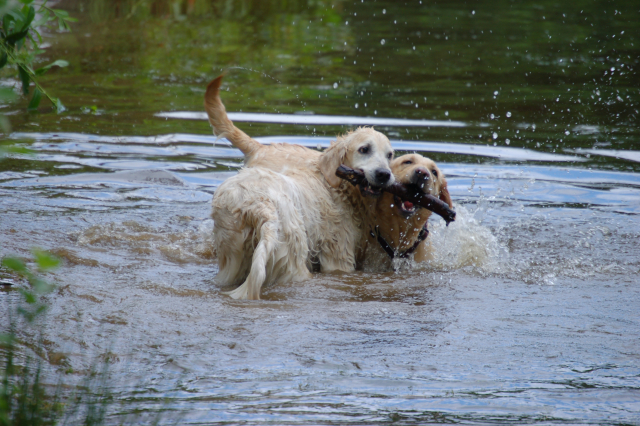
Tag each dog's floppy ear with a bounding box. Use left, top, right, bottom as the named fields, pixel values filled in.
left=439, top=177, right=453, bottom=208
left=319, top=140, right=348, bottom=187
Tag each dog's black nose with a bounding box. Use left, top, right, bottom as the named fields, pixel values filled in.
left=414, top=167, right=430, bottom=182
left=374, top=169, right=391, bottom=185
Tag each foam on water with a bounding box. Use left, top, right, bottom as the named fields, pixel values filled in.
left=425, top=204, right=504, bottom=273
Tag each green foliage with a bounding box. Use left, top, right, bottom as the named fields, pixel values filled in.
left=0, top=249, right=61, bottom=426
left=1, top=249, right=59, bottom=321
left=0, top=251, right=135, bottom=425
left=0, top=0, right=75, bottom=112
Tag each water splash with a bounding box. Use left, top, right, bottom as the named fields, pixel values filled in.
left=427, top=204, right=504, bottom=273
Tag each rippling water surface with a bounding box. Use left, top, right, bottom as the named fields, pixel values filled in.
left=1, top=0, right=639, bottom=424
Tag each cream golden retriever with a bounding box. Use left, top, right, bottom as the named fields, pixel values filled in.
left=205, top=76, right=395, bottom=299
left=362, top=153, right=453, bottom=271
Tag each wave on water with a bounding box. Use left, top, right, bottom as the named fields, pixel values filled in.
left=73, top=220, right=215, bottom=264
left=9, top=132, right=587, bottom=164
left=155, top=111, right=469, bottom=128
left=426, top=204, right=505, bottom=273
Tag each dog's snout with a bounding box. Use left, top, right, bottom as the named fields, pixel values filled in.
left=414, top=167, right=430, bottom=181
left=412, top=167, right=431, bottom=189
left=374, top=169, right=392, bottom=185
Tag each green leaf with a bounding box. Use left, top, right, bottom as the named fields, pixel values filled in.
left=3, top=14, right=15, bottom=33
left=18, top=65, right=30, bottom=95
left=54, top=97, right=65, bottom=113
left=18, top=5, right=35, bottom=32
left=35, top=59, right=69, bottom=75
left=0, top=52, right=7, bottom=69
left=18, top=288, right=36, bottom=304
left=2, top=256, right=26, bottom=273
left=31, top=277, right=55, bottom=294
left=51, top=9, right=70, bottom=19
left=28, top=88, right=42, bottom=110
left=7, top=9, right=25, bottom=24
left=5, top=28, right=29, bottom=45
left=27, top=29, right=40, bottom=48
left=32, top=248, right=60, bottom=270
left=30, top=9, right=49, bottom=29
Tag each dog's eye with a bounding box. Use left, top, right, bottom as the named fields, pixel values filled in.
left=432, top=169, right=438, bottom=177
left=387, top=152, right=393, bottom=160
left=402, top=160, right=413, bottom=165
left=358, top=146, right=370, bottom=154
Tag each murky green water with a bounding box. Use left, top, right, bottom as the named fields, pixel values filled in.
left=1, top=0, right=639, bottom=424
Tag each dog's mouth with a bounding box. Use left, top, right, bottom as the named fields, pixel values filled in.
left=358, top=181, right=383, bottom=197
left=394, top=182, right=431, bottom=218
left=393, top=195, right=418, bottom=218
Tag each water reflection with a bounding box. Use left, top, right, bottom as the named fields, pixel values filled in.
left=2, top=0, right=634, bottom=163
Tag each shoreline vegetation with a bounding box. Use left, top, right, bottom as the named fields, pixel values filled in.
left=1, top=251, right=163, bottom=425
left=0, top=0, right=75, bottom=116
left=1, top=4, right=134, bottom=422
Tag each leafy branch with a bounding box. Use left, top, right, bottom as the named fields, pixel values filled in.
left=0, top=0, right=76, bottom=112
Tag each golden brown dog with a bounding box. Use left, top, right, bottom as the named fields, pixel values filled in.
left=205, top=76, right=395, bottom=299
left=361, top=153, right=452, bottom=271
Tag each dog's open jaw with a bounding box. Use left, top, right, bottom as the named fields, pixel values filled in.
left=393, top=195, right=417, bottom=217
left=393, top=178, right=430, bottom=217
left=359, top=180, right=383, bottom=197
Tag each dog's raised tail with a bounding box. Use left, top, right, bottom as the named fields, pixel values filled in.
left=204, top=75, right=261, bottom=156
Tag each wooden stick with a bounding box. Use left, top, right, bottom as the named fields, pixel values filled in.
left=336, top=165, right=456, bottom=225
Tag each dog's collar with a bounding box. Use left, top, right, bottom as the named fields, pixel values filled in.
left=370, top=223, right=429, bottom=260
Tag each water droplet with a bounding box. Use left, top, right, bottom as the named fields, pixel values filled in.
left=380, top=39, right=386, bottom=45
left=493, top=91, right=499, bottom=96
left=565, top=130, right=570, bottom=135
left=445, top=111, right=449, bottom=116
left=492, top=132, right=498, bottom=139
left=506, top=111, right=512, bottom=118
left=472, top=10, right=475, bottom=14
left=505, top=138, right=510, bottom=145
left=355, top=103, right=359, bottom=108
left=333, top=82, right=338, bottom=89
left=382, top=8, right=386, bottom=14
left=490, top=114, right=495, bottom=119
